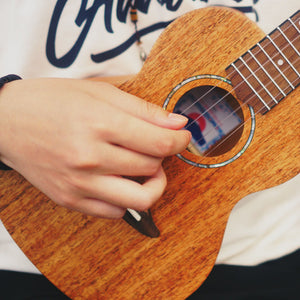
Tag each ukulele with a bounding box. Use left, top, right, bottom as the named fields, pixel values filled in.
left=0, top=7, right=299, bottom=300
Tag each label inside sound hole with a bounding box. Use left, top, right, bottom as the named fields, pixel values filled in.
left=174, top=85, right=244, bottom=157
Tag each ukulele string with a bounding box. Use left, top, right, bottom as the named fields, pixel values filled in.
left=185, top=30, right=300, bottom=155
left=200, top=73, right=300, bottom=159
left=180, top=16, right=300, bottom=132
left=183, top=21, right=300, bottom=134
left=191, top=49, right=300, bottom=149
left=180, top=15, right=300, bottom=121
left=189, top=34, right=300, bottom=150
left=191, top=57, right=300, bottom=159
left=181, top=19, right=300, bottom=150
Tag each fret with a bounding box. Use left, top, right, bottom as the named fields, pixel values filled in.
left=247, top=49, right=286, bottom=97
left=231, top=62, right=271, bottom=111
left=270, top=13, right=300, bottom=87
left=226, top=10, right=300, bottom=114
left=239, top=56, right=278, bottom=105
left=266, top=35, right=300, bottom=79
left=277, top=27, right=300, bottom=57
left=257, top=43, right=294, bottom=89
left=289, top=17, right=300, bottom=34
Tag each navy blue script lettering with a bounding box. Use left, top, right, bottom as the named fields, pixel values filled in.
left=46, top=0, right=258, bottom=68
left=46, top=0, right=183, bottom=68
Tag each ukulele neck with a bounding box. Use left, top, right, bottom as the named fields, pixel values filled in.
left=226, top=10, right=300, bottom=114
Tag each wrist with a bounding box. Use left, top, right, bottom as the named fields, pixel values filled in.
left=0, top=74, right=22, bottom=170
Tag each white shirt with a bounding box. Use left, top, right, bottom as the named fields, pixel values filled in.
left=0, top=0, right=299, bottom=274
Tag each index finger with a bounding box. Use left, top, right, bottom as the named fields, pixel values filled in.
left=107, top=111, right=191, bottom=158
left=93, top=82, right=189, bottom=130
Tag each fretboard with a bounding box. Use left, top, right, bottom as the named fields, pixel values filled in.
left=226, top=10, right=300, bottom=114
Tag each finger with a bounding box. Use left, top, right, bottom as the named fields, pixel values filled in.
left=95, top=143, right=162, bottom=176
left=76, top=166, right=167, bottom=211
left=93, top=82, right=189, bottom=130
left=107, top=112, right=191, bottom=157
left=70, top=197, right=126, bottom=219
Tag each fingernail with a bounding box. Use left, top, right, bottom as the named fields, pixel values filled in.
left=168, top=113, right=188, bottom=123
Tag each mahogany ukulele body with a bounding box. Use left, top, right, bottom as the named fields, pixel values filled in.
left=0, top=7, right=299, bottom=299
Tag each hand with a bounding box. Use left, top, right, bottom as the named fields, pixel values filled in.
left=0, top=78, right=190, bottom=218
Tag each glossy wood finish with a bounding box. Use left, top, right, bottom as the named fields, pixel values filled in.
left=0, top=7, right=299, bottom=299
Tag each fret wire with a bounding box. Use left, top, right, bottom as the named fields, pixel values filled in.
left=266, top=34, right=300, bottom=79
left=231, top=62, right=270, bottom=110
left=185, top=55, right=300, bottom=135
left=277, top=27, right=300, bottom=56
left=247, top=49, right=286, bottom=97
left=180, top=16, right=300, bottom=143
left=192, top=58, right=299, bottom=148
left=198, top=70, right=300, bottom=158
left=239, top=56, right=278, bottom=104
left=289, top=17, right=300, bottom=34
left=224, top=17, right=299, bottom=82
left=182, top=16, right=300, bottom=127
left=185, top=30, right=300, bottom=126
left=257, top=43, right=294, bottom=89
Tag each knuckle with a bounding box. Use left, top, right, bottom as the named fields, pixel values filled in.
left=156, top=136, right=176, bottom=156
left=144, top=101, right=158, bottom=117
left=57, top=194, right=77, bottom=209
left=71, top=148, right=99, bottom=170
left=141, top=159, right=161, bottom=176
left=142, top=101, right=166, bottom=123
left=133, top=192, right=157, bottom=211
left=65, top=172, right=88, bottom=194
left=97, top=123, right=115, bottom=141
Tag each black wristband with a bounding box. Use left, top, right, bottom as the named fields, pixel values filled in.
left=0, top=74, right=22, bottom=88
left=0, top=74, right=22, bottom=170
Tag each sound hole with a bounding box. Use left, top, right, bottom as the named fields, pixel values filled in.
left=174, top=85, right=244, bottom=157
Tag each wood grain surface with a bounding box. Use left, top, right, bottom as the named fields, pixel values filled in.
left=0, top=7, right=299, bottom=300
